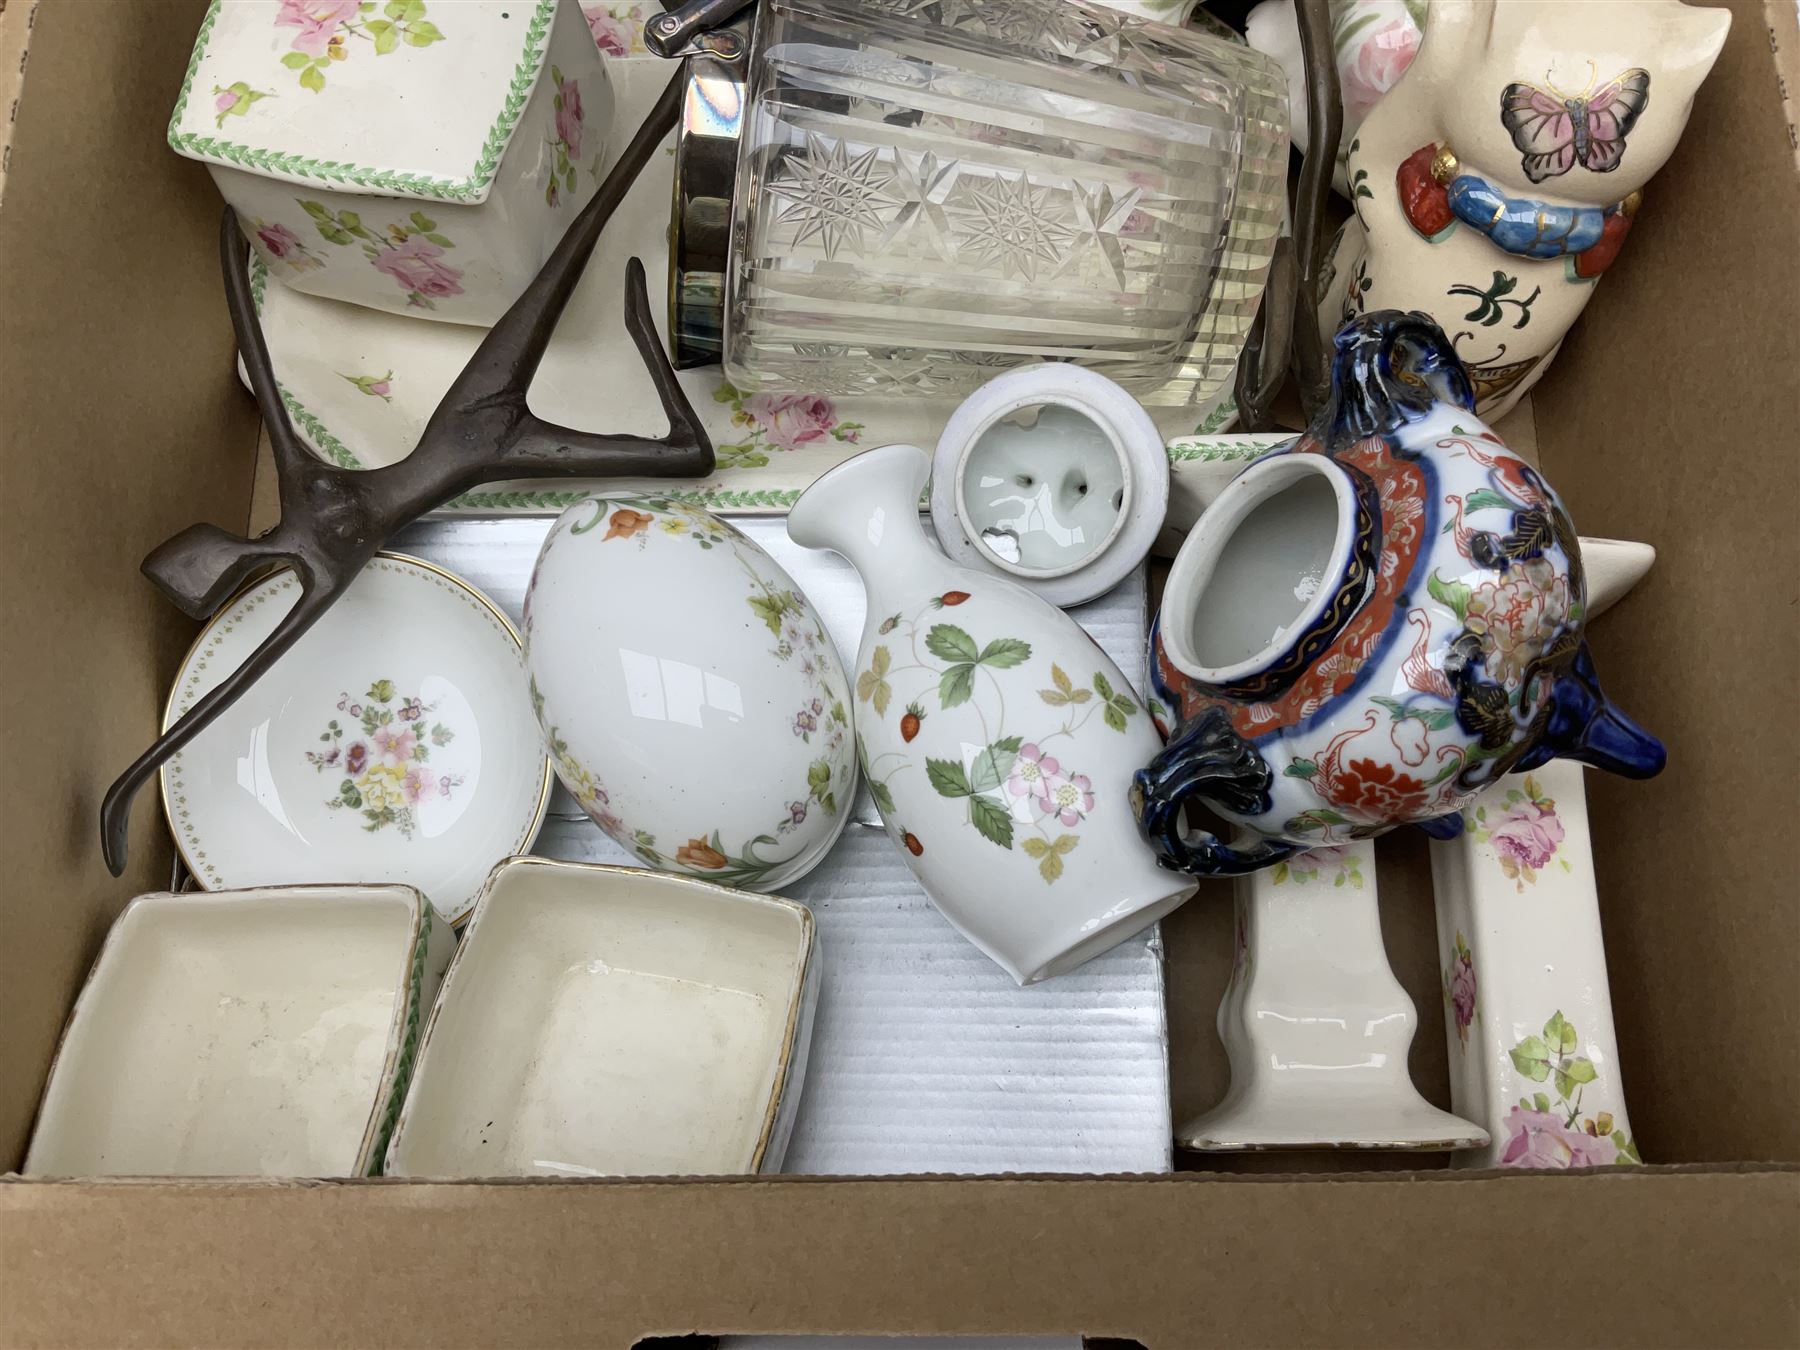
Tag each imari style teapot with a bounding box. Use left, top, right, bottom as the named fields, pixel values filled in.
left=1134, top=310, right=1663, bottom=877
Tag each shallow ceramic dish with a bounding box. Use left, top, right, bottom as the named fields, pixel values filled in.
left=24, top=884, right=451, bottom=1178
left=161, top=553, right=551, bottom=924
left=386, top=856, right=817, bottom=1177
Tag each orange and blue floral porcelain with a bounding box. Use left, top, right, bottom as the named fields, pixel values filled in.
left=1136, top=310, right=1663, bottom=878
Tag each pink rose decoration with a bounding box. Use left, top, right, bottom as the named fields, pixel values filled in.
left=1488, top=800, right=1565, bottom=872
left=1449, top=950, right=1476, bottom=1038
left=257, top=222, right=303, bottom=259
left=1498, top=1106, right=1619, bottom=1170
left=1340, top=17, right=1422, bottom=123
left=585, top=8, right=633, bottom=57
left=555, top=77, right=584, bottom=158
left=215, top=90, right=239, bottom=114
left=371, top=237, right=465, bottom=304
left=746, top=393, right=837, bottom=450
left=368, top=377, right=392, bottom=397
left=373, top=724, right=418, bottom=768
left=275, top=0, right=361, bottom=59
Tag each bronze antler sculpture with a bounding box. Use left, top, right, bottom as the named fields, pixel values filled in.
left=101, top=70, right=712, bottom=874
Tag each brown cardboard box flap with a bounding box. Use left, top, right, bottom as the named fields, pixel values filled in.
left=4, top=1168, right=1797, bottom=1348
left=1, top=0, right=1797, bottom=1346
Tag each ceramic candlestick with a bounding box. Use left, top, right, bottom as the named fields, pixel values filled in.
left=1428, top=541, right=1653, bottom=1168
left=1178, top=839, right=1487, bottom=1152
left=1431, top=759, right=1641, bottom=1167
left=787, top=443, right=1197, bottom=986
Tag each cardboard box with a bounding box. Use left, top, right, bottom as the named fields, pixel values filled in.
left=1, top=2, right=1796, bottom=1344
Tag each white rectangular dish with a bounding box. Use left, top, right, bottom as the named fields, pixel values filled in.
left=386, top=857, right=817, bottom=1178
left=24, top=884, right=447, bottom=1178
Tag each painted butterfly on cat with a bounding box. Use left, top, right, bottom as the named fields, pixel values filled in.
left=1500, top=66, right=1651, bottom=183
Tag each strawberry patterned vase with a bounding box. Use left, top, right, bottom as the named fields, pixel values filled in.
left=168, top=0, right=612, bottom=324
left=1136, top=309, right=1663, bottom=877
left=787, top=444, right=1197, bottom=985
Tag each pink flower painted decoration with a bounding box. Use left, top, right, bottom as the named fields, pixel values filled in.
left=585, top=9, right=633, bottom=57
left=371, top=237, right=465, bottom=305
left=1007, top=743, right=1060, bottom=801
left=1488, top=800, right=1565, bottom=872
left=555, top=77, right=584, bottom=159
left=372, top=724, right=418, bottom=767
left=1340, top=17, right=1422, bottom=123
left=1449, top=950, right=1476, bottom=1037
left=746, top=393, right=838, bottom=450
left=276, top=0, right=361, bottom=59
left=1042, top=771, right=1095, bottom=827
left=402, top=768, right=432, bottom=805
left=257, top=222, right=304, bottom=259
left=1497, top=1106, right=1619, bottom=1170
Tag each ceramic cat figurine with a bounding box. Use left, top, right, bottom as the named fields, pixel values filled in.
left=1320, top=0, right=1729, bottom=418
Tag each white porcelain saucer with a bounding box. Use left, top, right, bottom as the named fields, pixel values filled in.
left=162, top=554, right=551, bottom=924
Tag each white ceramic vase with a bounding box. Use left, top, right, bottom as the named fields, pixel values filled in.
left=787, top=444, right=1197, bottom=985
left=1178, top=839, right=1487, bottom=1151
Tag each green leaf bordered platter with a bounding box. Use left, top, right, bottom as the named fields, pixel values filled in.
left=253, top=59, right=1257, bottom=514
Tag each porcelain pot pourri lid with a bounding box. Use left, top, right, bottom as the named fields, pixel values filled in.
left=929, top=365, right=1171, bottom=609
left=160, top=553, right=552, bottom=924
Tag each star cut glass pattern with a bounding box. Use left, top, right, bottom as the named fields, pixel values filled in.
left=766, top=134, right=900, bottom=261
left=726, top=0, right=1288, bottom=406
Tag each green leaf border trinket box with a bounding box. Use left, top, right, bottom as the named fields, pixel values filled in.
left=168, top=0, right=613, bottom=324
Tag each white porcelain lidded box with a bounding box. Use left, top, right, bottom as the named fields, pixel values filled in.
left=168, top=0, right=612, bottom=324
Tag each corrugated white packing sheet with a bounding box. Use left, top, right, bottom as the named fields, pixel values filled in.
left=391, top=514, right=1172, bottom=1177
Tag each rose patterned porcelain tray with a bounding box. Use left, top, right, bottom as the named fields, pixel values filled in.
left=252, top=51, right=1248, bottom=515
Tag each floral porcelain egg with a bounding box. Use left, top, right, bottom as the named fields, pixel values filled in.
left=524, top=496, right=857, bottom=890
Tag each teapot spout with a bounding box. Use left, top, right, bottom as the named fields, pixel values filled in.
left=1519, top=642, right=1666, bottom=780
